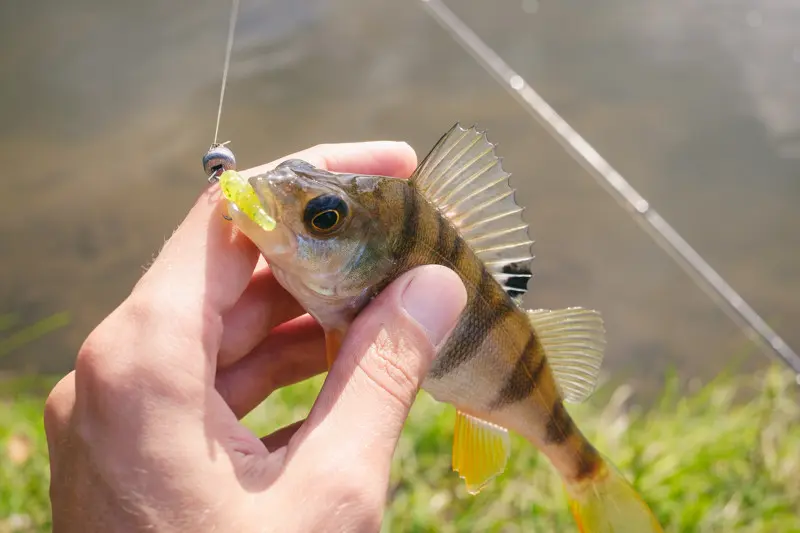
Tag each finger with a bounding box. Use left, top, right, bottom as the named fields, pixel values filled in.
left=129, top=141, right=417, bottom=378
left=215, top=314, right=326, bottom=419
left=261, top=419, right=306, bottom=452
left=294, top=265, right=466, bottom=479
left=218, top=267, right=307, bottom=368
left=240, top=141, right=418, bottom=180
left=132, top=186, right=259, bottom=338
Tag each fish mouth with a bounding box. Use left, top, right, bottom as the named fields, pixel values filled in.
left=218, top=170, right=277, bottom=232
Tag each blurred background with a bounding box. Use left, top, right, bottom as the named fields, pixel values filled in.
left=1, top=1, right=798, bottom=531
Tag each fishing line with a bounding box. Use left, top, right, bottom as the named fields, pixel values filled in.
left=419, top=0, right=800, bottom=379
left=203, top=0, right=240, bottom=183
left=213, top=0, right=240, bottom=146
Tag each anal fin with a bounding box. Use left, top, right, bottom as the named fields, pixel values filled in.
left=452, top=410, right=510, bottom=495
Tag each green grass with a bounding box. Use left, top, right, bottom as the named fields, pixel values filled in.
left=1, top=367, right=799, bottom=533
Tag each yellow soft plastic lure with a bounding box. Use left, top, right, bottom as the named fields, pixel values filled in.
left=218, top=169, right=276, bottom=231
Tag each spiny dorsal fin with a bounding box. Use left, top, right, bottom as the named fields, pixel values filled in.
left=526, top=308, right=606, bottom=403
left=411, top=123, right=534, bottom=300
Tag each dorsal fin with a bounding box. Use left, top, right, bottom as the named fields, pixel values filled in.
left=526, top=308, right=606, bottom=403
left=411, top=123, right=534, bottom=300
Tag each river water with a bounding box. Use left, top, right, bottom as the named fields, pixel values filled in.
left=1, top=0, right=798, bottom=396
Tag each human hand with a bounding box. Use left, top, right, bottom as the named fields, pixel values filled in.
left=43, top=141, right=467, bottom=532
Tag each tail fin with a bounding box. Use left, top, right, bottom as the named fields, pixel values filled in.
left=565, top=458, right=663, bottom=533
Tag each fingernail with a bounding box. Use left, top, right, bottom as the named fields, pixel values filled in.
left=402, top=266, right=467, bottom=346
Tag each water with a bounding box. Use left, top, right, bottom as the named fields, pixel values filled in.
left=1, top=0, right=797, bottom=396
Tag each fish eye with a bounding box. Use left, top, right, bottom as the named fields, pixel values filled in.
left=313, top=210, right=339, bottom=230
left=304, top=194, right=349, bottom=234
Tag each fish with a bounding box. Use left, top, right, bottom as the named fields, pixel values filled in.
left=218, top=124, right=664, bottom=532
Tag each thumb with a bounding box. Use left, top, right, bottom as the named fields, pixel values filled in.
left=297, top=265, right=466, bottom=479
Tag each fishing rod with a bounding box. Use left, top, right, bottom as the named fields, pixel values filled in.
left=419, top=0, right=800, bottom=381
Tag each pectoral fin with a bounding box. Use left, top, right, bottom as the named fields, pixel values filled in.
left=324, top=328, right=345, bottom=370
left=452, top=410, right=511, bottom=495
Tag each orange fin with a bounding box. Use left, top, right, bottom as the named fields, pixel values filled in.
left=324, top=329, right=344, bottom=370
left=452, top=410, right=510, bottom=495
left=566, top=458, right=663, bottom=533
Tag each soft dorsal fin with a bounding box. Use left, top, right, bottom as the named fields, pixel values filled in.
left=411, top=123, right=534, bottom=300
left=526, top=308, right=606, bottom=403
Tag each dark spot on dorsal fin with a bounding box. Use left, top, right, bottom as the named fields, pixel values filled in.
left=502, top=262, right=532, bottom=299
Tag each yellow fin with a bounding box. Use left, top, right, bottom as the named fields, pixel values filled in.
left=324, top=328, right=344, bottom=370
left=410, top=124, right=533, bottom=301
left=452, top=410, right=510, bottom=495
left=566, top=458, right=663, bottom=532
left=526, top=308, right=606, bottom=403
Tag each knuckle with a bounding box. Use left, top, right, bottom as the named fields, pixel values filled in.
left=74, top=327, right=113, bottom=386
left=74, top=307, right=139, bottom=384
left=355, top=329, right=420, bottom=410
left=73, top=298, right=158, bottom=397
left=43, top=371, right=76, bottom=435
